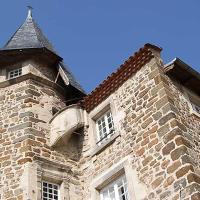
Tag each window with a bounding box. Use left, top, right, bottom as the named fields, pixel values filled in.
left=8, top=68, right=22, bottom=79
left=100, top=175, right=129, bottom=200
left=191, top=102, right=200, bottom=114
left=96, top=110, right=115, bottom=145
left=184, top=88, right=200, bottom=115
left=42, top=181, right=59, bottom=200
left=52, top=107, right=59, bottom=115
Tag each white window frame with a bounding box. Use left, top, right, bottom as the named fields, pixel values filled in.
left=100, top=175, right=129, bottom=200
left=96, top=110, right=115, bottom=146
left=8, top=68, right=22, bottom=79
left=42, top=180, right=60, bottom=200
left=90, top=156, right=147, bottom=200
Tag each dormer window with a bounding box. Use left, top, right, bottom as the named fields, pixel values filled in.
left=8, top=68, right=22, bottom=79
left=96, top=110, right=115, bottom=145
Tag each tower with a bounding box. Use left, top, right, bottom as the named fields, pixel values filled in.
left=0, top=7, right=200, bottom=200
left=0, top=8, right=85, bottom=200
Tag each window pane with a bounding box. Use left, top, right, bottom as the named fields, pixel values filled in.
left=8, top=68, right=22, bottom=79
left=100, top=175, right=129, bottom=200
left=42, top=181, right=59, bottom=200
left=96, top=110, right=115, bottom=144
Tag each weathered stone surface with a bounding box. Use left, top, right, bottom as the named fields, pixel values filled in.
left=155, top=95, right=170, bottom=110
left=167, top=161, right=181, bottom=174
left=157, top=124, right=170, bottom=138
left=175, top=136, right=191, bottom=148
left=171, top=146, right=188, bottom=161
left=158, top=112, right=176, bottom=126
left=174, top=178, right=187, bottom=192
left=160, top=191, right=171, bottom=200
left=142, top=155, right=153, bottom=166
left=141, top=117, right=153, bottom=129
left=187, top=173, right=200, bottom=184
left=8, top=122, right=32, bottom=132
left=24, top=98, right=39, bottom=104
left=163, top=176, right=174, bottom=188
left=163, top=128, right=182, bottom=144
left=176, top=165, right=194, bottom=178
left=191, top=193, right=200, bottom=200
left=17, top=158, right=32, bottom=165
left=19, top=111, right=34, bottom=118
left=25, top=89, right=41, bottom=97
left=162, top=141, right=175, bottom=155
left=152, top=177, right=164, bottom=189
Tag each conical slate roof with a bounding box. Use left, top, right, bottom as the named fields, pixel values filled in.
left=1, top=7, right=85, bottom=94
left=3, top=8, right=55, bottom=52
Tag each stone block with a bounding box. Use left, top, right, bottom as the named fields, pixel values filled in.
left=175, top=136, right=192, bottom=148
left=158, top=112, right=176, bottom=126
left=174, top=178, right=187, bottom=192
left=162, top=141, right=175, bottom=155
left=176, top=165, right=194, bottom=179
left=151, top=176, right=164, bottom=189
left=8, top=122, right=32, bottom=132
left=157, top=123, right=170, bottom=138
left=191, top=193, right=200, bottom=200
left=187, top=173, right=200, bottom=184
left=163, top=128, right=182, bottom=144
left=167, top=160, right=181, bottom=174
left=142, top=155, right=153, bottom=166
left=171, top=146, right=188, bottom=161
left=25, top=89, right=41, bottom=97
left=17, top=158, right=32, bottom=165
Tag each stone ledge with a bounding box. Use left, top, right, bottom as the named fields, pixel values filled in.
left=33, top=156, right=72, bottom=172
left=91, top=132, right=120, bottom=157
left=0, top=73, right=65, bottom=95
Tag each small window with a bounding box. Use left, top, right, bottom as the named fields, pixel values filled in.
left=96, top=110, right=115, bottom=145
left=52, top=107, right=59, bottom=115
left=184, top=88, right=200, bottom=115
left=100, top=175, right=129, bottom=200
left=8, top=68, right=22, bottom=79
left=191, top=102, right=200, bottom=114
left=42, top=181, right=59, bottom=200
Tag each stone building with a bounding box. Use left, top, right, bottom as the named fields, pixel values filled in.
left=0, top=8, right=199, bottom=200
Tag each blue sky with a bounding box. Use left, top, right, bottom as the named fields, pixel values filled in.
left=0, top=1, right=199, bottom=92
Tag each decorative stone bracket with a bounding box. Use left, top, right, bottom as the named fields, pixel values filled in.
left=49, top=104, right=85, bottom=147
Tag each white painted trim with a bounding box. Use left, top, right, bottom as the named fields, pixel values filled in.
left=88, top=94, right=120, bottom=152
left=90, top=156, right=147, bottom=200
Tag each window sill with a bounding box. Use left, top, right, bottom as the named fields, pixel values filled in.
left=91, top=132, right=120, bottom=157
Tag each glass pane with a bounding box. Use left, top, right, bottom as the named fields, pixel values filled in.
left=96, top=110, right=115, bottom=144
left=42, top=181, right=59, bottom=200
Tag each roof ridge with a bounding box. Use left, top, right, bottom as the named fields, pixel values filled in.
left=31, top=18, right=51, bottom=49
left=81, top=43, right=162, bottom=112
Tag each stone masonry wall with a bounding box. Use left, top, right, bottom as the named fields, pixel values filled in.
left=80, top=55, right=200, bottom=200
left=161, top=76, right=200, bottom=199
left=0, top=78, right=83, bottom=200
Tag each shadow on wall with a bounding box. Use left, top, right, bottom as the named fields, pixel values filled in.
left=54, top=127, right=84, bottom=161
